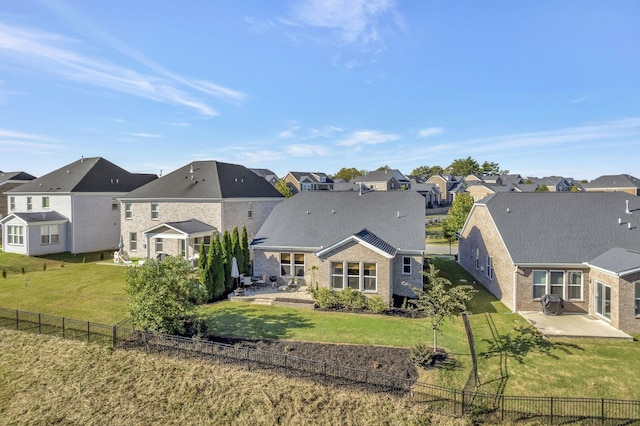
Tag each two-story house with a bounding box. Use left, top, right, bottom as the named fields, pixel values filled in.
left=283, top=172, right=334, bottom=194
left=1, top=157, right=156, bottom=256
left=0, top=171, right=36, bottom=241
left=351, top=169, right=411, bottom=191
left=118, top=160, right=283, bottom=261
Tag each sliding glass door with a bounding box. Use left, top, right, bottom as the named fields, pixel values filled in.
left=594, top=281, right=611, bottom=320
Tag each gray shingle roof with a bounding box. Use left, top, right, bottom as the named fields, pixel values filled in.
left=8, top=211, right=68, bottom=223
left=0, top=171, right=36, bottom=185
left=588, top=247, right=640, bottom=276
left=7, top=157, right=156, bottom=194
left=252, top=190, right=425, bottom=253
left=121, top=161, right=283, bottom=200
left=478, top=192, right=640, bottom=264
left=584, top=174, right=640, bottom=189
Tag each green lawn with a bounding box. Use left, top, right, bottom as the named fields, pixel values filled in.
left=0, top=250, right=129, bottom=324
left=2, top=249, right=640, bottom=399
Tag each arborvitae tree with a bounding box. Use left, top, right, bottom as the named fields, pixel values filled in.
left=203, top=239, right=215, bottom=301
left=231, top=226, right=244, bottom=278
left=211, top=235, right=225, bottom=300
left=222, top=231, right=234, bottom=293
left=241, top=226, right=251, bottom=275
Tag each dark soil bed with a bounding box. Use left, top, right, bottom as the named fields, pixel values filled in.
left=211, top=336, right=418, bottom=381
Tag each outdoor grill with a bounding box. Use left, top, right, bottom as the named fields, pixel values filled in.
left=540, top=294, right=564, bottom=315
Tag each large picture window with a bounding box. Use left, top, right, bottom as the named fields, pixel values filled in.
left=330, top=261, right=377, bottom=292
left=7, top=225, right=24, bottom=245
left=40, top=225, right=59, bottom=245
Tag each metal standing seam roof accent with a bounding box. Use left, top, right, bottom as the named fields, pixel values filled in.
left=353, top=229, right=397, bottom=257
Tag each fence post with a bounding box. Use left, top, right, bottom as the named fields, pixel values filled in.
left=15, top=309, right=18, bottom=330
left=87, top=321, right=90, bottom=343
left=453, top=389, right=457, bottom=417
left=62, top=317, right=65, bottom=338
left=461, top=389, right=466, bottom=416
left=601, top=398, right=605, bottom=425
left=112, top=325, right=117, bottom=348
left=246, top=346, right=250, bottom=371
left=550, top=396, right=554, bottom=424
left=38, top=313, right=41, bottom=334
left=501, top=394, right=504, bottom=422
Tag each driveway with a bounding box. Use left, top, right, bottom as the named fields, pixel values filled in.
left=519, top=311, right=633, bottom=340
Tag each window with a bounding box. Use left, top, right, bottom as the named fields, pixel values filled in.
left=347, top=262, right=360, bottom=289
left=532, top=270, right=547, bottom=299
left=486, top=256, right=494, bottom=280
left=595, top=281, right=611, bottom=320
left=567, top=271, right=583, bottom=300
left=363, top=263, right=377, bottom=291
left=475, top=248, right=480, bottom=270
left=42, top=196, right=50, bottom=209
left=549, top=271, right=564, bottom=297
left=124, top=203, right=132, bottom=219
left=7, top=225, right=24, bottom=245
left=280, top=252, right=305, bottom=277
left=27, top=197, right=32, bottom=211
left=130, top=233, right=137, bottom=251
left=40, top=225, right=59, bottom=245
left=402, top=256, right=411, bottom=275
left=155, top=238, right=163, bottom=252
left=112, top=201, right=118, bottom=211
left=331, top=262, right=344, bottom=289
left=248, top=202, right=253, bottom=219
left=151, top=203, right=159, bottom=219
left=9, top=197, right=15, bottom=211
left=635, top=282, right=640, bottom=317
left=294, top=253, right=304, bottom=277
left=280, top=253, right=291, bottom=276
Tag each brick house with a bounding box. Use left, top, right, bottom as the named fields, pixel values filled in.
left=118, top=160, right=283, bottom=261
left=251, top=190, right=425, bottom=306
left=458, top=192, right=640, bottom=333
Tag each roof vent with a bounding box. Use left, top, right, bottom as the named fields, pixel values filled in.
left=507, top=207, right=511, bottom=213
left=397, top=210, right=400, bottom=218
left=66, top=169, right=70, bottom=174
left=306, top=211, right=310, bottom=215
left=626, top=200, right=631, bottom=214
left=629, top=222, right=632, bottom=230
left=619, top=217, right=622, bottom=224
left=331, top=210, right=336, bottom=214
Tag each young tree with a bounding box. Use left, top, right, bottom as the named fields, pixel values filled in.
left=442, top=193, right=474, bottom=244
left=411, top=263, right=476, bottom=351
left=241, top=226, right=251, bottom=275
left=275, top=179, right=293, bottom=197
left=126, top=256, right=206, bottom=334
left=331, top=167, right=366, bottom=181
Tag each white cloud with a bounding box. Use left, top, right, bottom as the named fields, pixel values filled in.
left=0, top=22, right=246, bottom=117
left=286, top=144, right=329, bottom=156
left=336, top=129, right=400, bottom=146
left=417, top=127, right=444, bottom=138
left=129, top=133, right=163, bottom=138
left=0, top=128, right=60, bottom=152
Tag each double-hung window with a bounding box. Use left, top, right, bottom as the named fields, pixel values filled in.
left=567, top=271, right=583, bottom=300
left=9, top=197, right=15, bottom=211
left=27, top=197, right=32, bottom=211
left=347, top=262, right=360, bottom=289
left=40, top=225, right=59, bottom=245
left=280, top=253, right=305, bottom=277
left=151, top=203, right=159, bottom=220
left=130, top=233, right=138, bottom=251
left=549, top=271, right=564, bottom=297
left=331, top=262, right=344, bottom=289
left=363, top=263, right=377, bottom=291
left=124, top=203, right=133, bottom=219
left=402, top=256, right=411, bottom=275
left=486, top=256, right=494, bottom=280
left=155, top=238, right=163, bottom=252
left=42, top=196, right=50, bottom=209
left=532, top=270, right=547, bottom=299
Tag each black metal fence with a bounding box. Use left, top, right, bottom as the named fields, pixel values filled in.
left=2, top=306, right=640, bottom=424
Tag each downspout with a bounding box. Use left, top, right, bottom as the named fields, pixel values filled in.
left=513, top=264, right=518, bottom=313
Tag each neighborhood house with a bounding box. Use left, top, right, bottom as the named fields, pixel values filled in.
left=251, top=190, right=426, bottom=305
left=458, top=192, right=640, bottom=333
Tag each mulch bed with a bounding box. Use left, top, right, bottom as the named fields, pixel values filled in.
left=211, top=336, right=419, bottom=381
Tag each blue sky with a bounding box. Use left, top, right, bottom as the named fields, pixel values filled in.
left=1, top=1, right=639, bottom=180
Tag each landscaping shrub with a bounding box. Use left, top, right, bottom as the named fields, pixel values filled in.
left=337, top=287, right=367, bottom=310
left=2, top=269, right=6, bottom=279
left=409, top=343, right=447, bottom=368
left=312, top=287, right=339, bottom=309
left=366, top=295, right=387, bottom=313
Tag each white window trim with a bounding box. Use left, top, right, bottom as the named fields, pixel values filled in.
left=151, top=203, right=159, bottom=220
left=124, top=202, right=133, bottom=219
left=634, top=281, right=640, bottom=318
left=402, top=256, right=412, bottom=275
left=330, top=260, right=377, bottom=293
left=532, top=270, right=584, bottom=301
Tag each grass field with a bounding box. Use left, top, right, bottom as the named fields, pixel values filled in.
left=1, top=250, right=640, bottom=400
left=0, top=328, right=468, bottom=426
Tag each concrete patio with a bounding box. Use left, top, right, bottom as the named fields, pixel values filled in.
left=519, top=311, right=634, bottom=341
left=228, top=285, right=315, bottom=308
